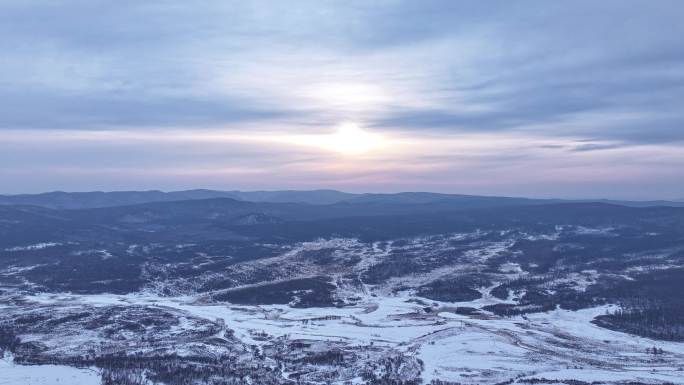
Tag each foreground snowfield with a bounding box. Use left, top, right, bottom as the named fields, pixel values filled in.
left=17, top=290, right=684, bottom=385
left=0, top=353, right=100, bottom=385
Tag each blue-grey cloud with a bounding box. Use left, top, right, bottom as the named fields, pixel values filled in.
left=0, top=88, right=294, bottom=129
left=570, top=143, right=626, bottom=152
left=1, top=0, right=683, bottom=198
left=2, top=0, right=683, bottom=140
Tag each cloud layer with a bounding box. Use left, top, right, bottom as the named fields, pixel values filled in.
left=1, top=1, right=683, bottom=198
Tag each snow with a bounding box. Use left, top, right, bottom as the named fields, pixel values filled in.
left=523, top=368, right=682, bottom=384
left=418, top=328, right=538, bottom=383
left=4, top=242, right=62, bottom=252
left=15, top=291, right=684, bottom=385
left=499, top=262, right=523, bottom=274
left=573, top=226, right=616, bottom=236
left=0, top=354, right=100, bottom=385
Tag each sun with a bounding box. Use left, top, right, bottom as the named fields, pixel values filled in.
left=324, top=122, right=383, bottom=155
left=275, top=122, right=385, bottom=155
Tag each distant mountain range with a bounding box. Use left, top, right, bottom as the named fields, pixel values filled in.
left=0, top=189, right=354, bottom=209
left=1, top=189, right=683, bottom=209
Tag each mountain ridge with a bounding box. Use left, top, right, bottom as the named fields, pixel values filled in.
left=1, top=189, right=684, bottom=209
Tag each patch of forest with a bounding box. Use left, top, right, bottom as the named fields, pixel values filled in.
left=212, top=276, right=340, bottom=307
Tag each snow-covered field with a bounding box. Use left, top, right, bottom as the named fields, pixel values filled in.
left=0, top=353, right=100, bottom=385
left=17, top=291, right=684, bottom=385
left=3, top=229, right=684, bottom=384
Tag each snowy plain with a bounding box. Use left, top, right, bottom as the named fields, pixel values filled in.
left=13, top=290, right=684, bottom=385
left=1, top=353, right=100, bottom=385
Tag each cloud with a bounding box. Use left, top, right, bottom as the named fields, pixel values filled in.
left=0, top=1, right=683, bottom=197
left=570, top=143, right=626, bottom=152
left=1, top=1, right=683, bottom=139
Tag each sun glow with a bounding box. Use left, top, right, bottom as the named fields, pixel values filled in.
left=281, top=122, right=385, bottom=155
left=327, top=123, right=384, bottom=154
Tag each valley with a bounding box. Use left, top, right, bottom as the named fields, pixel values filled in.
left=1, top=194, right=684, bottom=384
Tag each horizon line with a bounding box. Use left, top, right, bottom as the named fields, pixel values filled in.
left=1, top=188, right=681, bottom=203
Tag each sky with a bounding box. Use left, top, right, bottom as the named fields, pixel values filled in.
left=1, top=0, right=683, bottom=200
